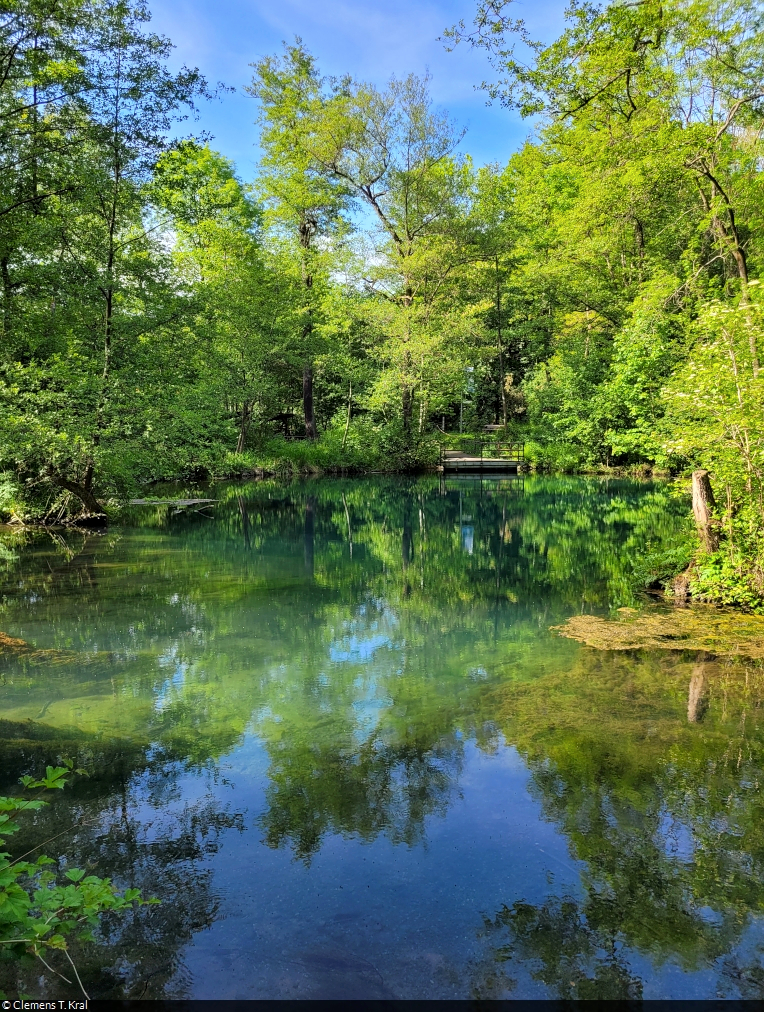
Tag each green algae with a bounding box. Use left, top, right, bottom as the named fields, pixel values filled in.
left=554, top=605, right=764, bottom=658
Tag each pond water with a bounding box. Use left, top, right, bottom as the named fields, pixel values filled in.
left=1, top=475, right=763, bottom=1000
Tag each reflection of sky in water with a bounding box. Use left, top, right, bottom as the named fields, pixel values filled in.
left=326, top=603, right=403, bottom=741
left=329, top=601, right=399, bottom=664
left=330, top=632, right=392, bottom=663
left=154, top=647, right=188, bottom=712
left=3, top=477, right=761, bottom=1000
left=658, top=810, right=695, bottom=862
left=461, top=525, right=474, bottom=554
left=352, top=688, right=395, bottom=743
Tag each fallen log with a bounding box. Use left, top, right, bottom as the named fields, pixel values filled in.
left=129, top=498, right=217, bottom=506
left=0, top=631, right=77, bottom=665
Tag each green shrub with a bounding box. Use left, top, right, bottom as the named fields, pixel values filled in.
left=524, top=440, right=589, bottom=473
left=690, top=552, right=764, bottom=612
left=214, top=420, right=439, bottom=476
left=0, top=475, right=23, bottom=522
left=630, top=522, right=696, bottom=590
left=0, top=763, right=153, bottom=998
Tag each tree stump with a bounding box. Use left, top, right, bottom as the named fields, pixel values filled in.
left=692, top=469, right=718, bottom=553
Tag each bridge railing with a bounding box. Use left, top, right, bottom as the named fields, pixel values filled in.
left=440, top=438, right=525, bottom=462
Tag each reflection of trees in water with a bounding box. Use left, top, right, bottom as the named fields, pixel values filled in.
left=718, top=949, right=764, bottom=998
left=260, top=731, right=464, bottom=860
left=0, top=742, right=242, bottom=999
left=687, top=658, right=709, bottom=723
left=474, top=895, right=643, bottom=1000
left=0, top=477, right=711, bottom=992
left=474, top=651, right=764, bottom=998
left=0, top=477, right=687, bottom=766
left=304, top=495, right=316, bottom=577
left=0, top=476, right=688, bottom=636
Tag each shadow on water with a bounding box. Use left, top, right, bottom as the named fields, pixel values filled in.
left=0, top=477, right=763, bottom=997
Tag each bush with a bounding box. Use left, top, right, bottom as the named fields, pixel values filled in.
left=0, top=474, right=23, bottom=522
left=524, top=440, right=589, bottom=473
left=0, top=763, right=153, bottom=998
left=690, top=552, right=764, bottom=612
left=630, top=522, right=696, bottom=590
left=215, top=419, right=440, bottom=476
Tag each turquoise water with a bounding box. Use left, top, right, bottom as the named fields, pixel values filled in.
left=0, top=476, right=763, bottom=999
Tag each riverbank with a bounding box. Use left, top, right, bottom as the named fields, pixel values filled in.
left=3, top=445, right=762, bottom=614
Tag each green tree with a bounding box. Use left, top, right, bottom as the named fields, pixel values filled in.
left=152, top=142, right=292, bottom=454
left=249, top=42, right=351, bottom=439
left=253, top=49, right=477, bottom=435
left=0, top=0, right=209, bottom=519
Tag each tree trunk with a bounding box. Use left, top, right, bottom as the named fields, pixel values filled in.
left=692, top=469, right=718, bottom=552
left=401, top=341, right=413, bottom=434
left=496, top=258, right=507, bottom=429
left=88, top=102, right=122, bottom=492
left=1, top=257, right=14, bottom=340
left=303, top=363, right=317, bottom=439
left=718, top=217, right=759, bottom=377
left=52, top=477, right=105, bottom=517
left=236, top=401, right=252, bottom=454
left=298, top=210, right=318, bottom=439
left=304, top=496, right=315, bottom=576
left=401, top=384, right=412, bottom=433
left=401, top=284, right=413, bottom=434
left=341, top=381, right=352, bottom=450
left=698, top=172, right=759, bottom=376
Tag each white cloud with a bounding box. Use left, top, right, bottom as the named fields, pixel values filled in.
left=149, top=0, right=563, bottom=171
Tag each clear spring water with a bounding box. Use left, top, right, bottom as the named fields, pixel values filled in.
left=0, top=476, right=763, bottom=999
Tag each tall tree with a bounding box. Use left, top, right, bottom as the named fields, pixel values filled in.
left=249, top=43, right=350, bottom=439
left=252, top=48, right=474, bottom=435
left=447, top=0, right=764, bottom=305
left=152, top=141, right=293, bottom=453
left=0, top=0, right=209, bottom=516
left=296, top=69, right=470, bottom=433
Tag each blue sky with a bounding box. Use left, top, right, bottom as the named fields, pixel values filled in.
left=148, top=0, right=567, bottom=179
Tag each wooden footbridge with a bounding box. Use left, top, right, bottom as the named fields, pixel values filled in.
left=440, top=438, right=524, bottom=474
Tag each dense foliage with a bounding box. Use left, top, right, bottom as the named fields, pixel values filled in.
left=0, top=0, right=762, bottom=603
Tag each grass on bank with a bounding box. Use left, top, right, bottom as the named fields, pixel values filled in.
left=220, top=420, right=440, bottom=477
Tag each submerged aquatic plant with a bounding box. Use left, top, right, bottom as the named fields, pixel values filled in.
left=553, top=606, right=764, bottom=658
